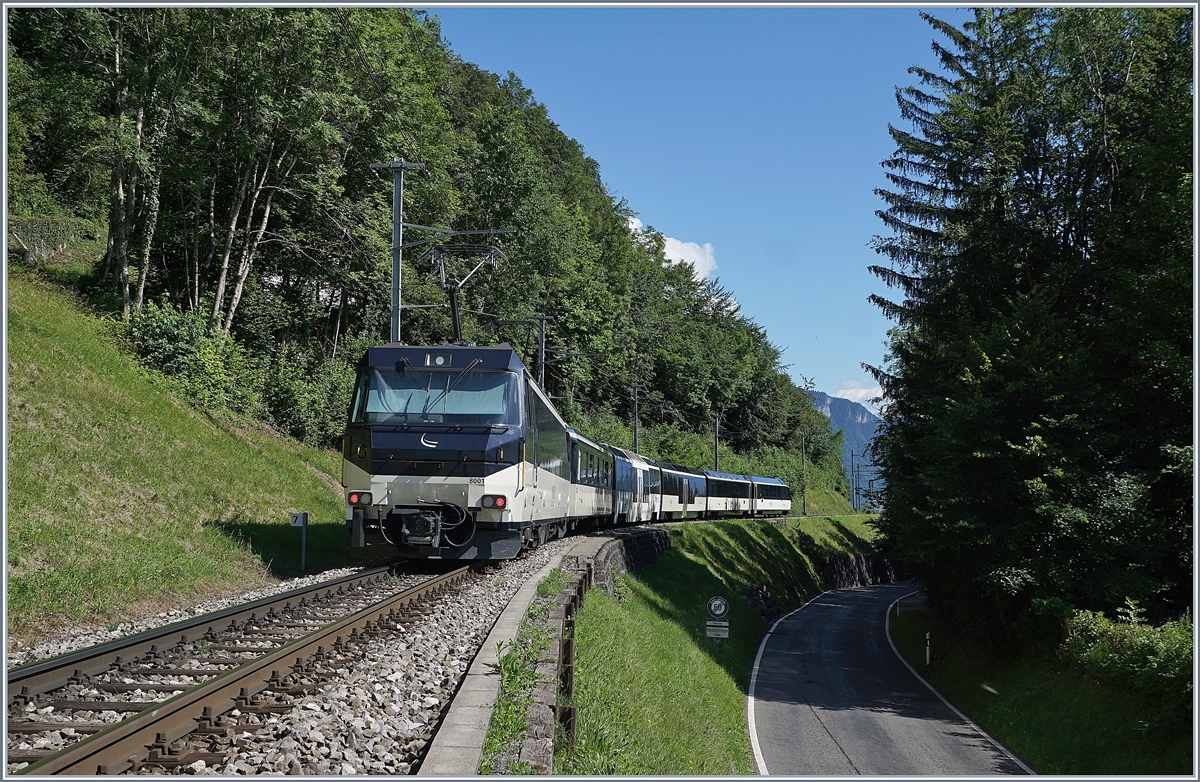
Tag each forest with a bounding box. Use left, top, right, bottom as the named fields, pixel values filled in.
left=6, top=8, right=848, bottom=501
left=869, top=8, right=1192, bottom=642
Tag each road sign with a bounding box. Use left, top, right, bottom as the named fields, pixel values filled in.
left=705, top=622, right=730, bottom=639
left=707, top=596, right=729, bottom=619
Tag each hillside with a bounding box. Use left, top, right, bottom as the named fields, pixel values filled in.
left=6, top=267, right=368, bottom=646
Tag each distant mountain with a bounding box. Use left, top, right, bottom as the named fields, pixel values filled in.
left=807, top=391, right=882, bottom=506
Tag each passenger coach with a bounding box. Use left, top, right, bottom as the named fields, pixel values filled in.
left=751, top=475, right=792, bottom=516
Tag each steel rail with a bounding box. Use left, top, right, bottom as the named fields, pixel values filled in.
left=7, top=566, right=401, bottom=708
left=16, top=565, right=472, bottom=775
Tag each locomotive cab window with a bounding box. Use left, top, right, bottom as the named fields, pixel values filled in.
left=356, top=368, right=521, bottom=425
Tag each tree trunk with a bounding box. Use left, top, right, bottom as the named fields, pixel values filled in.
left=209, top=165, right=252, bottom=330
left=221, top=185, right=277, bottom=333
left=221, top=148, right=293, bottom=333
left=197, top=167, right=220, bottom=312
left=331, top=284, right=348, bottom=359
left=134, top=166, right=162, bottom=313
left=116, top=152, right=131, bottom=320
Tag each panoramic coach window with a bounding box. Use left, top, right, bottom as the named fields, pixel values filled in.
left=358, top=369, right=520, bottom=425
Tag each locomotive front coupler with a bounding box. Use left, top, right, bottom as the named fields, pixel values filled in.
left=383, top=508, right=443, bottom=548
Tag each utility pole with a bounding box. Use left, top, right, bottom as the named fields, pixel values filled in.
left=850, top=450, right=857, bottom=512
left=369, top=159, right=425, bottom=344
left=713, top=412, right=721, bottom=471
left=631, top=382, right=648, bottom=454
left=537, top=316, right=547, bottom=388
left=800, top=433, right=807, bottom=516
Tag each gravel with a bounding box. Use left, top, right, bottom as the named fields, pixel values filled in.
left=6, top=567, right=367, bottom=670
left=181, top=540, right=570, bottom=776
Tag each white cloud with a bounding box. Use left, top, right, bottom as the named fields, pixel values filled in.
left=627, top=216, right=717, bottom=281
left=833, top=378, right=883, bottom=414
left=664, top=236, right=718, bottom=280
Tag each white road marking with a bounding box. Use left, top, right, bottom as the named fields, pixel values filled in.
left=884, top=591, right=1037, bottom=775
left=746, top=588, right=834, bottom=775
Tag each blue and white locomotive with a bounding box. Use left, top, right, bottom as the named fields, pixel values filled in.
left=342, top=342, right=792, bottom=559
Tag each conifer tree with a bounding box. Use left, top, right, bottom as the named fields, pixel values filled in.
left=868, top=8, right=1192, bottom=642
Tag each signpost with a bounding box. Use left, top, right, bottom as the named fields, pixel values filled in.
left=291, top=512, right=309, bottom=573
left=706, top=596, right=730, bottom=643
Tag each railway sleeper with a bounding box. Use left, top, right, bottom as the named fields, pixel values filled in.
left=6, top=721, right=109, bottom=735
left=207, top=645, right=281, bottom=653
left=142, top=751, right=229, bottom=770
left=127, top=668, right=230, bottom=677
left=233, top=702, right=292, bottom=715
left=46, top=700, right=161, bottom=712
left=91, top=683, right=190, bottom=693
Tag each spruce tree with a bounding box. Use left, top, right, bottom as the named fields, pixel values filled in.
left=868, top=8, right=1192, bottom=642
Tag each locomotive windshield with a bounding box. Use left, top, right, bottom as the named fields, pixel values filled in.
left=351, top=368, right=521, bottom=425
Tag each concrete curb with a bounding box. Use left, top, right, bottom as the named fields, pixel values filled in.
left=417, top=535, right=612, bottom=776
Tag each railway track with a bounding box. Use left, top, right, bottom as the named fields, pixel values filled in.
left=6, top=564, right=475, bottom=775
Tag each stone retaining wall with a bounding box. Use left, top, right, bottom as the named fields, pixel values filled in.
left=822, top=553, right=902, bottom=589
left=587, top=528, right=673, bottom=598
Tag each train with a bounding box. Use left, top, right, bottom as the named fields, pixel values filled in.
left=341, top=342, right=792, bottom=559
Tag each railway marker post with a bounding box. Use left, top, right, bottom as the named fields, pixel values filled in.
left=925, top=631, right=930, bottom=666
left=291, top=512, right=309, bottom=572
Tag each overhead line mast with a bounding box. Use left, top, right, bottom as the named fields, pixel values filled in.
left=371, top=159, right=513, bottom=345
left=369, top=159, right=424, bottom=344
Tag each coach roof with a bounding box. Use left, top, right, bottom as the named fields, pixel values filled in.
left=703, top=470, right=751, bottom=482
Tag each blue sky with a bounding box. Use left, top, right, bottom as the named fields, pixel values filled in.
left=430, top=6, right=971, bottom=414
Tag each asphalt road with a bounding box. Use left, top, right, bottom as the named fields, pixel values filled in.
left=749, top=582, right=1032, bottom=776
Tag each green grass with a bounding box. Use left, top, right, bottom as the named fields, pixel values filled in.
left=536, top=566, right=572, bottom=598
left=6, top=267, right=375, bottom=645
left=559, top=518, right=877, bottom=774
left=479, top=599, right=558, bottom=774
left=891, top=610, right=1193, bottom=774
left=560, top=570, right=758, bottom=775
left=794, top=513, right=877, bottom=556
left=791, top=486, right=855, bottom=516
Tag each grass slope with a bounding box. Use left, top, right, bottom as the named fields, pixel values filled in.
left=559, top=517, right=876, bottom=774
left=891, top=611, right=1192, bottom=775
left=6, top=269, right=368, bottom=645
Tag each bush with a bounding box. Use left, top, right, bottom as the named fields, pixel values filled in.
left=130, top=298, right=265, bottom=417
left=262, top=352, right=355, bottom=448
left=128, top=298, right=364, bottom=446
left=129, top=298, right=210, bottom=376
left=1061, top=602, right=1192, bottom=728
